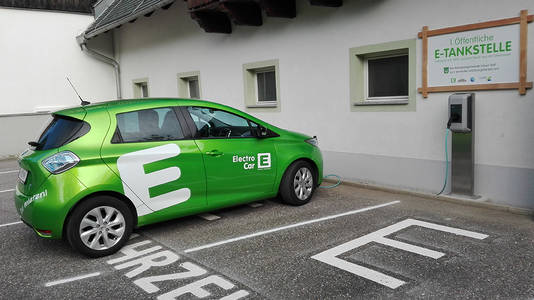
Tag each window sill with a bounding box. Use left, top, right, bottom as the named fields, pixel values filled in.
left=353, top=100, right=409, bottom=106
left=246, top=104, right=278, bottom=108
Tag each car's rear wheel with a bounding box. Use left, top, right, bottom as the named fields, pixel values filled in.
left=66, top=195, right=133, bottom=258
left=280, top=161, right=316, bottom=206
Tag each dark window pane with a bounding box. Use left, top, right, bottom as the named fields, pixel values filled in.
left=368, top=55, right=408, bottom=98
left=257, top=70, right=276, bottom=102
left=187, top=107, right=253, bottom=138
left=116, top=108, right=184, bottom=143
left=141, top=84, right=148, bottom=98
left=188, top=79, right=200, bottom=99
left=264, top=71, right=276, bottom=101
left=257, top=72, right=265, bottom=101
left=36, top=116, right=90, bottom=150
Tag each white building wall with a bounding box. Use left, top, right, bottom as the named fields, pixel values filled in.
left=0, top=7, right=116, bottom=158
left=0, top=7, right=116, bottom=114
left=113, top=0, right=534, bottom=209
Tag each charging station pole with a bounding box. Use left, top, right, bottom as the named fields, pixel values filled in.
left=448, top=93, right=476, bottom=197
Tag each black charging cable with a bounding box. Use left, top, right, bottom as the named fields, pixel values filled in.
left=437, top=117, right=453, bottom=196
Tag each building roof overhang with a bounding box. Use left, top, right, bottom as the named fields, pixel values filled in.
left=79, top=0, right=343, bottom=42
left=0, top=0, right=97, bottom=14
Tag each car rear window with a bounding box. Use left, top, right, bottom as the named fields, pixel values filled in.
left=35, top=115, right=90, bottom=150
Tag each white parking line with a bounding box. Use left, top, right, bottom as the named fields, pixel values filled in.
left=0, top=221, right=23, bottom=228
left=0, top=189, right=15, bottom=193
left=184, top=201, right=400, bottom=253
left=0, top=170, right=18, bottom=175
left=45, top=272, right=101, bottom=287
left=247, top=202, right=263, bottom=208
left=220, top=290, right=250, bottom=300
left=311, top=218, right=489, bottom=289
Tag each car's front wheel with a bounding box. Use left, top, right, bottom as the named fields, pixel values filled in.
left=280, top=160, right=316, bottom=206
left=66, top=195, right=133, bottom=258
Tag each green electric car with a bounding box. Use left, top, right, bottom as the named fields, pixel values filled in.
left=14, top=98, right=322, bottom=257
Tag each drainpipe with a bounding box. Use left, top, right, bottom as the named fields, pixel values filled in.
left=76, top=34, right=122, bottom=99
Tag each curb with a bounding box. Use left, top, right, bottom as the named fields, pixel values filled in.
left=324, top=179, right=534, bottom=216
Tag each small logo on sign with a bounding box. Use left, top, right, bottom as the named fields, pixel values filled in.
left=257, top=153, right=271, bottom=169
left=443, top=67, right=449, bottom=74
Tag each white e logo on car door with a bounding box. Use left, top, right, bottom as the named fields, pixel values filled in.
left=117, top=144, right=191, bottom=215
left=257, top=153, right=271, bottom=169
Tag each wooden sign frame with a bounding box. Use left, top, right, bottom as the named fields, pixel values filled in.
left=418, top=10, right=533, bottom=98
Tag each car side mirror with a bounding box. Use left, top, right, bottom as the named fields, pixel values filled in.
left=256, top=126, right=268, bottom=138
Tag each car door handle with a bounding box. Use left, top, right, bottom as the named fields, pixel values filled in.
left=205, top=150, right=223, bottom=157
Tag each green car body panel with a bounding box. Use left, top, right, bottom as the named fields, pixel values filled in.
left=14, top=99, right=323, bottom=239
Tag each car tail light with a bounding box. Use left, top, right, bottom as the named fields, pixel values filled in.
left=42, top=151, right=80, bottom=174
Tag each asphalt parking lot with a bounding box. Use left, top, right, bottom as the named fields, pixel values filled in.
left=1, top=159, right=533, bottom=299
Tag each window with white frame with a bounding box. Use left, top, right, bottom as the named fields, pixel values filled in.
left=243, top=59, right=280, bottom=111
left=364, top=54, right=408, bottom=101
left=349, top=39, right=416, bottom=112
left=177, top=71, right=202, bottom=99
left=133, top=79, right=149, bottom=98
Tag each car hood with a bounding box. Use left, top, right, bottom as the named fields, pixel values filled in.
left=279, top=129, right=313, bottom=141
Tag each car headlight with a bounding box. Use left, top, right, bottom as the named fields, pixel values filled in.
left=305, top=136, right=318, bottom=147
left=42, top=151, right=80, bottom=174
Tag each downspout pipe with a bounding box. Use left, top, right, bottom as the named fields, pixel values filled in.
left=76, top=34, right=122, bottom=99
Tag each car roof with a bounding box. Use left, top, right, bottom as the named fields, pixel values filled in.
left=54, top=98, right=271, bottom=127
left=104, top=98, right=225, bottom=109
left=56, top=98, right=233, bottom=115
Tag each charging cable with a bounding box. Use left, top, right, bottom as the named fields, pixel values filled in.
left=437, top=126, right=451, bottom=195
left=319, top=174, right=342, bottom=189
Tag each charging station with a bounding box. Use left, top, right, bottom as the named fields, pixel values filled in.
left=447, top=93, right=477, bottom=197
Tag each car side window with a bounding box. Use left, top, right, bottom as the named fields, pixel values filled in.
left=187, top=107, right=256, bottom=138
left=115, top=107, right=185, bottom=143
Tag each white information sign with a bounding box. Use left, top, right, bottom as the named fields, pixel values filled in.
left=428, top=24, right=520, bottom=87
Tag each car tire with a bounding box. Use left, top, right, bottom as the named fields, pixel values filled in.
left=66, top=195, right=133, bottom=258
left=280, top=160, right=317, bottom=206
